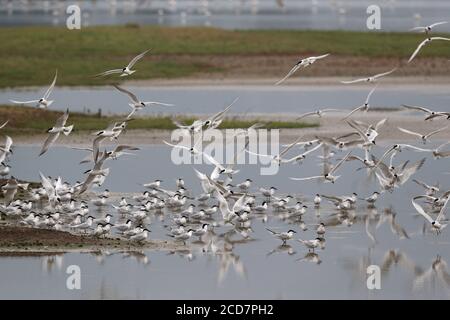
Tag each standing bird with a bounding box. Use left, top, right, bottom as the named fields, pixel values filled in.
left=266, top=228, right=297, bottom=245
left=39, top=109, right=73, bottom=156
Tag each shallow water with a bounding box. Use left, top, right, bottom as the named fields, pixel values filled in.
left=1, top=144, right=450, bottom=299
left=1, top=0, right=450, bottom=32
left=1, top=84, right=450, bottom=117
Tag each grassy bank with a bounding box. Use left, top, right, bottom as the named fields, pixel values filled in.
left=1, top=26, right=449, bottom=87
left=0, top=105, right=317, bottom=135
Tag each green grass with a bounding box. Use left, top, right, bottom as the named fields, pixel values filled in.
left=0, top=105, right=317, bottom=135
left=1, top=25, right=449, bottom=87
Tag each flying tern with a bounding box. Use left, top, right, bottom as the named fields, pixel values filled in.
left=39, top=109, right=73, bottom=156
left=341, top=68, right=396, bottom=84
left=95, top=49, right=150, bottom=77
left=275, top=54, right=330, bottom=85
left=408, top=37, right=450, bottom=63
left=112, top=84, right=174, bottom=119
left=10, top=70, right=57, bottom=108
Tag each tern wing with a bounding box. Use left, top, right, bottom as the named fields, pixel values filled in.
left=426, top=125, right=448, bottom=138
left=401, top=104, right=433, bottom=114
left=342, top=105, right=364, bottom=120
left=311, top=53, right=330, bottom=60
left=143, top=101, right=174, bottom=107
left=289, top=176, right=323, bottom=181
left=398, top=127, right=422, bottom=138
left=114, top=145, right=140, bottom=153
left=163, top=140, right=191, bottom=151
left=202, top=152, right=225, bottom=171
left=373, top=68, right=397, bottom=79
left=127, top=49, right=150, bottom=69
left=408, top=39, right=428, bottom=63
left=232, top=194, right=247, bottom=212
left=244, top=149, right=273, bottom=158
left=92, top=135, right=107, bottom=163
left=412, top=197, right=434, bottom=224
left=0, top=120, right=9, bottom=129
left=9, top=99, right=39, bottom=104
left=280, top=136, right=304, bottom=157
left=413, top=179, right=430, bottom=189
left=44, top=70, right=58, bottom=99
left=430, top=37, right=450, bottom=41
left=340, top=78, right=366, bottom=84
left=54, top=108, right=69, bottom=127
left=296, top=111, right=316, bottom=120
left=409, top=26, right=426, bottom=31
left=113, top=84, right=139, bottom=103
left=437, top=197, right=450, bottom=223
left=39, top=133, right=60, bottom=156
left=365, top=84, right=378, bottom=103
left=429, top=21, right=448, bottom=28
left=374, top=118, right=387, bottom=131
left=275, top=63, right=301, bottom=85
left=329, top=151, right=351, bottom=175
left=94, top=69, right=123, bottom=77
left=398, top=158, right=426, bottom=185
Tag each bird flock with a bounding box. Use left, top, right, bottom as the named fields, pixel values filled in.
left=1, top=21, right=450, bottom=260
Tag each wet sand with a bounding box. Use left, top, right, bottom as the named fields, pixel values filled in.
left=0, top=225, right=189, bottom=254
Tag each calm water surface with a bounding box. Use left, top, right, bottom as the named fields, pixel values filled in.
left=1, top=85, right=450, bottom=117
left=1, top=145, right=450, bottom=299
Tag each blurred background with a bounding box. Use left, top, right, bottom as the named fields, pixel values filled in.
left=1, top=0, right=450, bottom=31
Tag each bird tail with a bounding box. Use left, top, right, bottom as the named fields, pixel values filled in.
left=63, top=125, right=74, bottom=136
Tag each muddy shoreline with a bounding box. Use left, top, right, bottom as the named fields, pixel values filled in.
left=0, top=225, right=189, bottom=255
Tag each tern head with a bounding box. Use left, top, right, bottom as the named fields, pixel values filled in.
left=320, top=223, right=325, bottom=226
left=202, top=223, right=209, bottom=229
left=287, top=230, right=297, bottom=234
